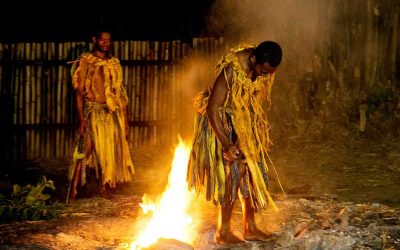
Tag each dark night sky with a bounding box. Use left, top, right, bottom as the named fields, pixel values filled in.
left=0, top=0, right=216, bottom=42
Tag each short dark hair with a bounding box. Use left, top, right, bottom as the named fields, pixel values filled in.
left=254, top=41, right=282, bottom=67
left=92, top=26, right=113, bottom=39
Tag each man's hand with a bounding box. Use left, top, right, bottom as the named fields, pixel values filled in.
left=78, top=119, right=87, bottom=135
left=223, top=144, right=241, bottom=162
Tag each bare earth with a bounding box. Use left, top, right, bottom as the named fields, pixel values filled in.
left=1, top=137, right=400, bottom=249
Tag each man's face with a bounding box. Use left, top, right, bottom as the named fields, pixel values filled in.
left=254, top=62, right=278, bottom=77
left=93, top=32, right=111, bottom=53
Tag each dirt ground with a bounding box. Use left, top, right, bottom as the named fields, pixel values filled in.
left=1, top=136, right=400, bottom=249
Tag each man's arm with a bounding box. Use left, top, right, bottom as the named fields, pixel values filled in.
left=74, top=62, right=86, bottom=135
left=122, top=105, right=129, bottom=136
left=206, top=65, right=240, bottom=161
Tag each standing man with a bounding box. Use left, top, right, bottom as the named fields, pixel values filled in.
left=67, top=29, right=134, bottom=203
left=187, top=41, right=282, bottom=243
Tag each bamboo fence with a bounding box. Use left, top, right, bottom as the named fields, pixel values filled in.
left=0, top=37, right=226, bottom=161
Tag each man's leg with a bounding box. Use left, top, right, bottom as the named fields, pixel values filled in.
left=69, top=160, right=82, bottom=203
left=99, top=183, right=112, bottom=198
left=69, top=136, right=93, bottom=202
left=214, top=162, right=243, bottom=244
left=239, top=163, right=270, bottom=242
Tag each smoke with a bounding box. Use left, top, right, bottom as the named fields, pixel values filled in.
left=175, top=47, right=221, bottom=142
left=205, top=0, right=337, bottom=144
left=207, top=0, right=332, bottom=66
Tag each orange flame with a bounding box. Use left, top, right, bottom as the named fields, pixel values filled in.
left=131, top=139, right=197, bottom=249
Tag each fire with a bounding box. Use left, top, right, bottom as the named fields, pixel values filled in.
left=130, top=139, right=196, bottom=249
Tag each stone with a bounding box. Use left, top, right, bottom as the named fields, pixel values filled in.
left=275, top=230, right=294, bottom=247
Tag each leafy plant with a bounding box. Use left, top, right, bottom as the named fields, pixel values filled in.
left=0, top=176, right=63, bottom=223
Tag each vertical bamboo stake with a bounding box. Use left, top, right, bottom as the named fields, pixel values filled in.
left=120, top=41, right=124, bottom=60
left=62, top=53, right=68, bottom=156
left=18, top=64, right=24, bottom=125
left=133, top=41, right=137, bottom=60
left=28, top=44, right=35, bottom=159
left=113, top=41, right=118, bottom=59
left=129, top=41, right=133, bottom=60
left=35, top=65, right=41, bottom=159
left=56, top=43, right=62, bottom=157
left=42, top=42, right=47, bottom=61
left=24, top=67, right=30, bottom=158
left=36, top=66, right=42, bottom=158
left=162, top=64, right=167, bottom=144
left=11, top=43, right=15, bottom=60
left=18, top=43, right=24, bottom=60
left=13, top=67, right=20, bottom=125
left=160, top=42, right=165, bottom=143
left=31, top=64, right=37, bottom=159
left=153, top=64, right=158, bottom=145
left=124, top=40, right=129, bottom=61
left=145, top=40, right=150, bottom=143
left=130, top=64, right=135, bottom=146
left=46, top=65, right=51, bottom=158
left=138, top=41, right=143, bottom=144
left=146, top=64, right=151, bottom=143
left=30, top=44, right=36, bottom=125
left=135, top=65, right=140, bottom=147
left=140, top=62, right=146, bottom=144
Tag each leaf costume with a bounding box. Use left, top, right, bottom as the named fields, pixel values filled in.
left=69, top=53, right=134, bottom=188
left=187, top=45, right=277, bottom=210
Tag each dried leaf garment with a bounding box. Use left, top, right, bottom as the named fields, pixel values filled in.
left=187, top=45, right=277, bottom=210
left=69, top=53, right=134, bottom=188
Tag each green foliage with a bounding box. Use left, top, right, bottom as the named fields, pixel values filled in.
left=0, top=176, right=63, bottom=223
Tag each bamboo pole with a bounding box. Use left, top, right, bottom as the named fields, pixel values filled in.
left=18, top=65, right=24, bottom=125
left=134, top=65, right=140, bottom=148
left=55, top=43, right=62, bottom=157
left=60, top=43, right=66, bottom=156
left=42, top=42, right=47, bottom=61
left=119, top=41, right=124, bottom=60
left=124, top=40, right=129, bottom=61
left=8, top=43, right=13, bottom=60
left=140, top=60, right=146, bottom=144
left=62, top=60, right=68, bottom=156
left=132, top=65, right=136, bottom=147
left=113, top=41, right=119, bottom=59
left=36, top=66, right=42, bottom=158
left=27, top=44, right=35, bottom=159
left=133, top=41, right=137, bottom=60
left=13, top=67, right=20, bottom=125
left=162, top=64, right=168, bottom=144
left=31, top=65, right=36, bottom=159
left=24, top=66, right=31, bottom=157
left=45, top=65, right=51, bottom=158
left=153, top=64, right=158, bottom=145
left=159, top=64, right=165, bottom=144
left=30, top=44, right=36, bottom=125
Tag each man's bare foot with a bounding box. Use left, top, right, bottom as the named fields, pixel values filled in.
left=67, top=190, right=77, bottom=204
left=99, top=186, right=112, bottom=199
left=244, top=228, right=271, bottom=242
left=214, top=231, right=244, bottom=244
